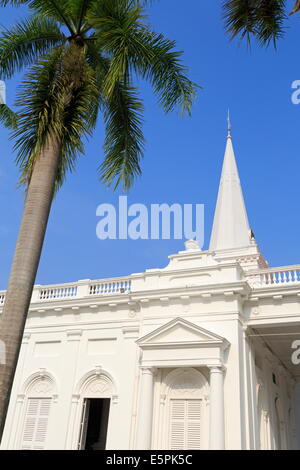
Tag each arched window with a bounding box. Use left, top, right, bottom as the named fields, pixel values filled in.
left=164, top=368, right=209, bottom=450
left=20, top=372, right=56, bottom=450
left=75, top=369, right=117, bottom=450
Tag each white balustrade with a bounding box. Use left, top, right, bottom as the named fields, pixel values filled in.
left=0, top=276, right=132, bottom=308
left=0, top=276, right=132, bottom=307
left=246, top=265, right=300, bottom=288
left=39, top=285, right=78, bottom=300
left=89, top=279, right=131, bottom=296
left=37, top=277, right=132, bottom=301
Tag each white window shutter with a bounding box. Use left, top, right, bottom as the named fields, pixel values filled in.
left=170, top=400, right=185, bottom=450
left=170, top=399, right=201, bottom=450
left=186, top=400, right=201, bottom=450
left=22, top=398, right=51, bottom=450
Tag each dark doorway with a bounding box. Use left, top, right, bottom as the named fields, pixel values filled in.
left=78, top=398, right=110, bottom=450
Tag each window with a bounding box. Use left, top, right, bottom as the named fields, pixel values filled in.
left=21, top=398, right=51, bottom=450
left=169, top=399, right=201, bottom=450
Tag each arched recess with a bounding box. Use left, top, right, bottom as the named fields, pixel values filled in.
left=22, top=370, right=58, bottom=397
left=160, top=368, right=209, bottom=450
left=18, top=370, right=58, bottom=450
left=75, top=368, right=117, bottom=398
left=70, top=368, right=118, bottom=450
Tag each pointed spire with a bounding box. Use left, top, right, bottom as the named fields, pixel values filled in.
left=209, top=118, right=251, bottom=251
left=227, top=109, right=231, bottom=137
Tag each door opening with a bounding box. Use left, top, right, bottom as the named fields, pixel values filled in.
left=78, top=398, right=110, bottom=450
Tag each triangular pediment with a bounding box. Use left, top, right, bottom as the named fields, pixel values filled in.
left=137, top=318, right=227, bottom=347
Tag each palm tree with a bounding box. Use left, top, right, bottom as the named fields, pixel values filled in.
left=0, top=0, right=198, bottom=439
left=223, top=0, right=300, bottom=46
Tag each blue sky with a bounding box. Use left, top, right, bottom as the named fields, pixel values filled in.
left=0, top=1, right=300, bottom=289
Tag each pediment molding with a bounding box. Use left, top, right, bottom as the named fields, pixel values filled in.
left=137, top=317, right=229, bottom=350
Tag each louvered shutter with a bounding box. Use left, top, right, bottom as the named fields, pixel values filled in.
left=170, top=400, right=185, bottom=450
left=186, top=400, right=201, bottom=449
left=22, top=398, right=51, bottom=450
left=170, top=399, right=201, bottom=450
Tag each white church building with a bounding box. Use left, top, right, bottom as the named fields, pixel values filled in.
left=1, top=128, right=300, bottom=450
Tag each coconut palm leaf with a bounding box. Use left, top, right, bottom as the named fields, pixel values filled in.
left=223, top=0, right=287, bottom=46
left=101, top=82, right=144, bottom=190
left=0, top=104, right=18, bottom=129
left=0, top=15, right=67, bottom=79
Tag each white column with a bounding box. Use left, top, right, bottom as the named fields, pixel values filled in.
left=209, top=366, right=225, bottom=449
left=136, top=367, right=155, bottom=450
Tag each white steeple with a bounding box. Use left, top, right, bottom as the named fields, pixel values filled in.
left=209, top=119, right=251, bottom=251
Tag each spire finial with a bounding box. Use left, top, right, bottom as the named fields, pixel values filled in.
left=227, top=109, right=231, bottom=137
left=210, top=117, right=250, bottom=251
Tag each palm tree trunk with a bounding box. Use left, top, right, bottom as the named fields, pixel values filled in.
left=0, top=134, right=61, bottom=441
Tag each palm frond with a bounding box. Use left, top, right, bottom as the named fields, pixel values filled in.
left=13, top=44, right=100, bottom=190
left=0, top=0, right=29, bottom=5
left=131, top=29, right=199, bottom=115
left=0, top=104, right=18, bottom=129
left=100, top=82, right=144, bottom=190
left=86, top=38, right=110, bottom=71
left=28, top=0, right=77, bottom=34
left=13, top=47, right=65, bottom=179
left=89, top=0, right=198, bottom=115
left=66, top=0, right=95, bottom=34
left=54, top=75, right=100, bottom=190
left=105, top=28, right=198, bottom=116
left=89, top=0, right=146, bottom=96
left=223, top=0, right=287, bottom=47
left=0, top=15, right=66, bottom=79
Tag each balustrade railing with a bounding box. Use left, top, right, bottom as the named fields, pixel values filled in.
left=89, top=279, right=131, bottom=296
left=39, top=285, right=78, bottom=300
left=246, top=265, right=300, bottom=288
left=0, top=276, right=132, bottom=307
left=0, top=264, right=299, bottom=308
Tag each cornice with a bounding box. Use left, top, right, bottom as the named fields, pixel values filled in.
left=248, top=284, right=300, bottom=300
left=12, top=280, right=252, bottom=315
